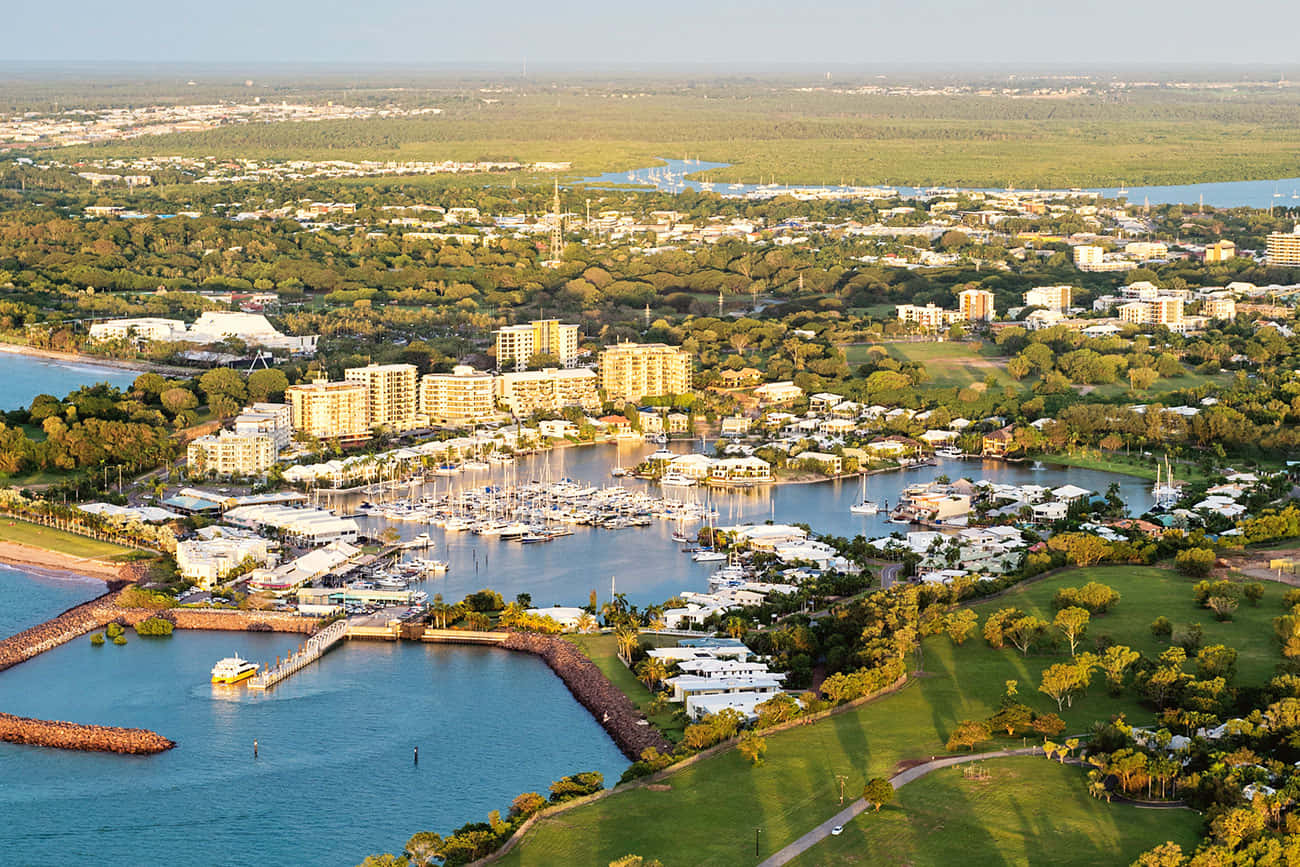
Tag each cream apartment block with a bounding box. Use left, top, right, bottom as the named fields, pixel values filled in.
left=495, top=319, right=580, bottom=371
left=1118, top=297, right=1184, bottom=328
left=1023, top=285, right=1072, bottom=312
left=420, top=365, right=497, bottom=425
left=1266, top=226, right=1300, bottom=267
left=187, top=430, right=277, bottom=477
left=285, top=379, right=370, bottom=442
left=958, top=288, right=995, bottom=322
left=233, top=402, right=293, bottom=450
left=896, top=303, right=964, bottom=329
left=597, top=342, right=693, bottom=402
left=496, top=368, right=601, bottom=416
left=1202, top=296, right=1236, bottom=319
left=344, top=363, right=420, bottom=432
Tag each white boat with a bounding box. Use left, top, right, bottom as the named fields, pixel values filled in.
left=661, top=472, right=696, bottom=488
left=692, top=550, right=727, bottom=562
left=610, top=466, right=627, bottom=477
left=849, top=474, right=879, bottom=515
left=211, top=655, right=258, bottom=685
left=935, top=446, right=964, bottom=459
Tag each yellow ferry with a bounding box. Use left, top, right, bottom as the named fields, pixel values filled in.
left=211, top=655, right=258, bottom=685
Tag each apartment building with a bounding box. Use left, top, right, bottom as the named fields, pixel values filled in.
left=187, top=430, right=276, bottom=477
left=895, top=303, right=964, bottom=329
left=1202, top=296, right=1237, bottom=319
left=597, top=343, right=693, bottom=402
left=958, top=288, right=996, bottom=322
left=419, top=365, right=497, bottom=425
left=496, top=368, right=601, bottom=416
left=1266, top=226, right=1300, bottom=268
left=1023, top=285, right=1072, bottom=312
left=1073, top=245, right=1103, bottom=269
left=1118, top=297, right=1184, bottom=328
left=88, top=317, right=188, bottom=343
left=233, top=402, right=293, bottom=450
left=285, top=379, right=370, bottom=442
left=494, top=319, right=580, bottom=371
left=344, top=364, right=420, bottom=433
left=1125, top=241, right=1168, bottom=260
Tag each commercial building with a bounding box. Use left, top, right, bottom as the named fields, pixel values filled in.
left=1118, top=297, right=1184, bottom=328
left=233, top=402, right=293, bottom=450
left=285, top=379, right=370, bottom=442
left=957, top=288, right=995, bottom=322
left=1075, top=245, right=1137, bottom=273
left=1023, top=285, right=1072, bottom=312
left=176, top=535, right=273, bottom=589
left=1204, top=240, right=1237, bottom=263
left=88, top=317, right=188, bottom=343
left=187, top=430, right=277, bottom=477
left=1266, top=226, right=1300, bottom=268
left=223, top=504, right=360, bottom=545
left=494, top=319, right=581, bottom=371
left=496, top=368, right=601, bottom=416
left=895, top=303, right=964, bottom=329
left=598, top=343, right=692, bottom=402
left=344, top=363, right=420, bottom=433
left=1125, top=241, right=1168, bottom=260
left=419, top=365, right=497, bottom=425
left=186, top=312, right=318, bottom=354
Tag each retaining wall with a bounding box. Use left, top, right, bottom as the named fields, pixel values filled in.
left=500, top=633, right=671, bottom=760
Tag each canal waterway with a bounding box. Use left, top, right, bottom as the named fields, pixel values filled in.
left=0, top=350, right=138, bottom=411
left=322, top=440, right=1154, bottom=609
left=0, top=602, right=627, bottom=866
left=578, top=158, right=1300, bottom=209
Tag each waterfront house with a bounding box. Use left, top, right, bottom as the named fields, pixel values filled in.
left=709, top=456, right=772, bottom=485
left=720, top=416, right=751, bottom=437
left=753, top=381, right=803, bottom=404
left=794, top=451, right=843, bottom=475
left=982, top=425, right=1016, bottom=457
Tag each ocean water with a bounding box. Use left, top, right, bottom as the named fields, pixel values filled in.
left=0, top=623, right=626, bottom=865
left=0, top=563, right=105, bottom=637
left=0, top=351, right=138, bottom=410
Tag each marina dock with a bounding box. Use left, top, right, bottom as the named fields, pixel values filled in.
left=248, top=619, right=349, bottom=690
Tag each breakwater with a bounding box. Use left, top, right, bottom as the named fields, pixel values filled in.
left=0, top=711, right=174, bottom=754
left=0, top=590, right=320, bottom=754
left=501, top=632, right=671, bottom=760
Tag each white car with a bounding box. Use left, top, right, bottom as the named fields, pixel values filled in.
left=831, top=826, right=844, bottom=836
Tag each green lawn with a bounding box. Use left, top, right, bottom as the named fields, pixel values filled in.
left=796, top=757, right=1203, bottom=867
left=565, top=632, right=687, bottom=741
left=0, top=518, right=135, bottom=560
left=843, top=341, right=1016, bottom=390
left=499, top=566, right=1268, bottom=865
left=1037, top=451, right=1215, bottom=484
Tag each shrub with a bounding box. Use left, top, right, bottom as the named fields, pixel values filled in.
left=1150, top=616, right=1173, bottom=639
left=105, top=622, right=124, bottom=639
left=1173, top=623, right=1204, bottom=653
left=1284, top=588, right=1300, bottom=609
left=133, top=616, right=174, bottom=636
left=548, top=771, right=604, bottom=803
left=112, top=635, right=127, bottom=645
left=1176, top=548, right=1217, bottom=578
left=508, top=791, right=547, bottom=820
left=117, top=586, right=177, bottom=610
left=1054, top=582, right=1120, bottom=614
left=1244, top=584, right=1265, bottom=606
left=89, top=633, right=105, bottom=646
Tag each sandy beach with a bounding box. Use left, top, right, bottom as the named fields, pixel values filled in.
left=0, top=541, right=121, bottom=582
left=0, top=341, right=199, bottom=378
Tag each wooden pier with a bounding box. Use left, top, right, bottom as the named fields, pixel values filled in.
left=248, top=619, right=349, bottom=690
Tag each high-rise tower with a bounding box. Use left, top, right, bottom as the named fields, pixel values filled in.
left=551, top=180, right=563, bottom=258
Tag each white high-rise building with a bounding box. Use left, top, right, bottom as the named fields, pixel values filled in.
left=419, top=366, right=497, bottom=426
left=344, top=364, right=420, bottom=433
left=494, top=320, right=581, bottom=372
left=1023, top=286, right=1072, bottom=312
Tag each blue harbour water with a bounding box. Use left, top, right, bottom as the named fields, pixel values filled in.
left=0, top=351, right=138, bottom=411
left=0, top=563, right=105, bottom=636
left=578, top=158, right=1300, bottom=209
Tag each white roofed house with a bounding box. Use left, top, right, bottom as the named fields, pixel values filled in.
left=709, top=456, right=771, bottom=485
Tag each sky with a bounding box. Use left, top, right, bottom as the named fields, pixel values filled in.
left=7, top=0, right=1300, bottom=67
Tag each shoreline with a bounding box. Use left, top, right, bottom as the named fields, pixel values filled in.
left=0, top=341, right=200, bottom=378
left=0, top=540, right=125, bottom=583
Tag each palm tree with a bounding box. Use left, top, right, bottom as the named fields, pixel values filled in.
left=724, top=616, right=748, bottom=639
left=635, top=657, right=669, bottom=691
left=614, top=626, right=640, bottom=663
left=575, top=612, right=598, bottom=634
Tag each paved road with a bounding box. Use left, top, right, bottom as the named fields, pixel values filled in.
left=756, top=747, right=1041, bottom=867
left=880, top=563, right=902, bottom=589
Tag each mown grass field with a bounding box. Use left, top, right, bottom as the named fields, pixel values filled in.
left=0, top=518, right=134, bottom=560
left=565, top=632, right=687, bottom=741
left=500, top=566, right=1257, bottom=865
left=844, top=341, right=1017, bottom=390
left=797, top=757, right=1203, bottom=866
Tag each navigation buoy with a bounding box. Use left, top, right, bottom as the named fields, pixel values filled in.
left=414, top=746, right=419, bottom=765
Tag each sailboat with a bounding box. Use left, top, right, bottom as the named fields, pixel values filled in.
left=849, top=474, right=879, bottom=515
left=1152, top=455, right=1180, bottom=510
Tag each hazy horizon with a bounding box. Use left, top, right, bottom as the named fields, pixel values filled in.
left=7, top=0, right=1300, bottom=67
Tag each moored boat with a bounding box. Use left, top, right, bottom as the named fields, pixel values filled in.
left=211, top=655, right=258, bottom=685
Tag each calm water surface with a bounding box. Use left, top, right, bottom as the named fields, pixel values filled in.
left=0, top=351, right=137, bottom=410
left=0, top=563, right=105, bottom=636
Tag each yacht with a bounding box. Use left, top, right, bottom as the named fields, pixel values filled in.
left=935, top=446, right=964, bottom=460
left=849, top=475, right=879, bottom=515
left=610, top=466, right=628, bottom=477
left=661, top=472, right=696, bottom=488
left=462, top=459, right=490, bottom=471
left=692, top=549, right=727, bottom=562
left=211, top=655, right=258, bottom=685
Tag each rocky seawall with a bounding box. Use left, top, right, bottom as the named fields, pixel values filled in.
left=501, top=633, right=671, bottom=760
left=0, top=591, right=320, bottom=754
left=0, top=712, right=174, bottom=754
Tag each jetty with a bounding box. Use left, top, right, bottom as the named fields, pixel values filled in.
left=248, top=619, right=349, bottom=690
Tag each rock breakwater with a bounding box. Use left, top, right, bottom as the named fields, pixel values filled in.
left=501, top=633, right=670, bottom=760
left=0, top=711, right=175, bottom=754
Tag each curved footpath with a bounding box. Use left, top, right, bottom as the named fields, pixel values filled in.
left=757, top=747, right=1043, bottom=867
left=0, top=588, right=318, bottom=754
